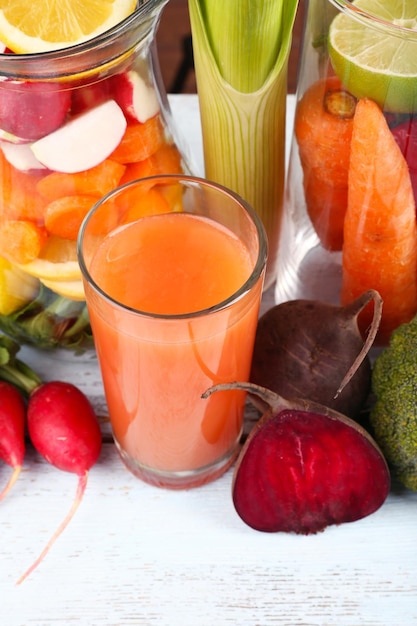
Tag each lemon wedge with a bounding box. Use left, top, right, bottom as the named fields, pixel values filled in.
left=0, top=256, right=40, bottom=315
left=17, top=236, right=81, bottom=282
left=0, top=0, right=137, bottom=53
left=42, top=278, right=85, bottom=301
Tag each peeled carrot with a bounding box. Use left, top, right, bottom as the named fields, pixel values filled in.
left=295, top=76, right=356, bottom=251
left=110, top=114, right=165, bottom=164
left=37, top=159, right=126, bottom=201
left=45, top=195, right=99, bottom=240
left=0, top=220, right=48, bottom=264
left=341, top=98, right=417, bottom=345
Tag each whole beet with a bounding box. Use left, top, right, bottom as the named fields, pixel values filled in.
left=250, top=290, right=382, bottom=418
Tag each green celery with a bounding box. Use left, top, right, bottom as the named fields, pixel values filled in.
left=188, top=0, right=299, bottom=288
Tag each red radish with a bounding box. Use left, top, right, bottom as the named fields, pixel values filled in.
left=111, top=70, right=160, bottom=123
left=0, top=80, right=71, bottom=140
left=70, top=80, right=112, bottom=116
left=31, top=100, right=127, bottom=173
left=203, top=382, right=390, bottom=534
left=17, top=381, right=102, bottom=584
left=0, top=381, right=26, bottom=501
left=0, top=128, right=28, bottom=144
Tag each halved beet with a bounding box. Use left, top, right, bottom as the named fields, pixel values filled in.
left=203, top=383, right=391, bottom=534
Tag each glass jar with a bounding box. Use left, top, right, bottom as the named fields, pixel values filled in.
left=275, top=0, right=417, bottom=346
left=0, top=0, right=190, bottom=350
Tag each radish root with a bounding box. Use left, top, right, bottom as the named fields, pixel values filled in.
left=0, top=465, right=21, bottom=501
left=16, top=471, right=88, bottom=585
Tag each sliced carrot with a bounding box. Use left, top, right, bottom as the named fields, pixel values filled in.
left=86, top=199, right=121, bottom=237
left=119, top=187, right=171, bottom=224
left=45, top=195, right=100, bottom=240
left=0, top=150, right=47, bottom=223
left=295, top=76, right=356, bottom=251
left=120, top=142, right=183, bottom=185
left=110, top=114, right=165, bottom=164
left=157, top=182, right=184, bottom=212
left=0, top=220, right=48, bottom=264
left=37, top=159, right=126, bottom=201
left=341, top=98, right=417, bottom=346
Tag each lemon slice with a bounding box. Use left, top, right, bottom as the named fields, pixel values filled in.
left=0, top=256, right=40, bottom=315
left=328, top=0, right=417, bottom=113
left=17, top=236, right=81, bottom=282
left=0, top=0, right=137, bottom=53
left=42, top=278, right=85, bottom=301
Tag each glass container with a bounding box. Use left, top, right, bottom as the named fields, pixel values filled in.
left=0, top=0, right=190, bottom=350
left=276, top=0, right=417, bottom=346
left=78, top=174, right=267, bottom=489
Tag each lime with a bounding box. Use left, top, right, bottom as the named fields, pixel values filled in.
left=328, top=0, right=417, bottom=113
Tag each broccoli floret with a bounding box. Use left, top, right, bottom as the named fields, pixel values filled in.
left=370, top=316, right=417, bottom=490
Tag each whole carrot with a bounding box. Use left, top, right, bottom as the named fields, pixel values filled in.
left=295, top=76, right=356, bottom=251
left=341, top=98, right=417, bottom=346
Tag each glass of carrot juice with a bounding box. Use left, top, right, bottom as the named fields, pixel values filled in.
left=78, top=175, right=267, bottom=489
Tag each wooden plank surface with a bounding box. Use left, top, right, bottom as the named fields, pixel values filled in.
left=2, top=442, right=417, bottom=626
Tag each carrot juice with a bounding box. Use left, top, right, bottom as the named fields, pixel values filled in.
left=79, top=176, right=267, bottom=489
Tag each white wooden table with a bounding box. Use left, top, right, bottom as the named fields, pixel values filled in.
left=1, top=95, right=417, bottom=626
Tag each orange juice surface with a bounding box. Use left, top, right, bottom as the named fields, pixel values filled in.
left=87, top=212, right=263, bottom=483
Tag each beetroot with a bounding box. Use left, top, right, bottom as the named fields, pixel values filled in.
left=203, top=382, right=390, bottom=534
left=0, top=381, right=26, bottom=501
left=17, top=381, right=102, bottom=584
left=250, top=290, right=382, bottom=418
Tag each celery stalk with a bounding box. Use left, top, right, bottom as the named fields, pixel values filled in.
left=188, top=0, right=299, bottom=288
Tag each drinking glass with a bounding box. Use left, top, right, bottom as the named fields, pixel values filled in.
left=78, top=174, right=267, bottom=489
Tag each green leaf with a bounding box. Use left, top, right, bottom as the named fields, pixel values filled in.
left=0, top=284, right=93, bottom=350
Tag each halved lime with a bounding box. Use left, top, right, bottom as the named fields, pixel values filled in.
left=328, top=0, right=417, bottom=113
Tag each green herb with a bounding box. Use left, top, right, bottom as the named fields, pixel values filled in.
left=0, top=333, right=41, bottom=395
left=0, top=284, right=93, bottom=352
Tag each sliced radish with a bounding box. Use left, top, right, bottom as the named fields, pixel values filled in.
left=71, top=80, right=112, bottom=116
left=0, top=80, right=71, bottom=140
left=0, top=128, right=29, bottom=144
left=31, top=100, right=127, bottom=174
left=111, top=70, right=160, bottom=123
left=1, top=141, right=48, bottom=172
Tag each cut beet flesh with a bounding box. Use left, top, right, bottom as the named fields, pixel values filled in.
left=232, top=409, right=390, bottom=534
